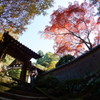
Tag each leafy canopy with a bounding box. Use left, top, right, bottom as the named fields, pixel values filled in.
left=0, top=0, right=53, bottom=38
left=42, top=1, right=100, bottom=56
left=36, top=51, right=59, bottom=71
left=89, top=0, right=100, bottom=15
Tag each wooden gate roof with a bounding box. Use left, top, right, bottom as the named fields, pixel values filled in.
left=0, top=32, right=41, bottom=61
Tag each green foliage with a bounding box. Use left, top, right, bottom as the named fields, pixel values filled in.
left=36, top=75, right=60, bottom=89
left=36, top=52, right=59, bottom=71
left=3, top=55, right=14, bottom=66
left=38, top=50, right=44, bottom=56
left=36, top=71, right=100, bottom=98
left=0, top=85, right=10, bottom=91
left=0, top=4, right=5, bottom=15
left=56, top=55, right=75, bottom=67
left=8, top=69, right=21, bottom=79
left=36, top=64, right=47, bottom=71
left=0, top=73, right=15, bottom=84
left=47, top=61, right=57, bottom=71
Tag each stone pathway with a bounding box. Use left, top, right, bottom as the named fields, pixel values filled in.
left=0, top=97, right=13, bottom=100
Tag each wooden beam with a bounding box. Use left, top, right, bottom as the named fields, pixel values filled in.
left=20, top=63, right=27, bottom=82
left=20, top=61, right=31, bottom=82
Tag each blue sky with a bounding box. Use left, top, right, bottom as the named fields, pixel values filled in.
left=19, top=0, right=84, bottom=54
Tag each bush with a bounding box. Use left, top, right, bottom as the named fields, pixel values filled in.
left=8, top=69, right=21, bottom=79
left=36, top=75, right=60, bottom=89
left=36, top=71, right=100, bottom=98
left=56, top=55, right=75, bottom=67
left=62, top=79, right=87, bottom=94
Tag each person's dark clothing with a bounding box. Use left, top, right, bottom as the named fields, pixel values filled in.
left=30, top=69, right=38, bottom=88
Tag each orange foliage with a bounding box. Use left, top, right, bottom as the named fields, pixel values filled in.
left=42, top=1, right=100, bottom=57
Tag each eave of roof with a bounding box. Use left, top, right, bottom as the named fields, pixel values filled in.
left=2, top=32, right=41, bottom=61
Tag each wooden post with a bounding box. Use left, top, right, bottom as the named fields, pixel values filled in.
left=20, top=61, right=31, bottom=82
left=20, top=62, right=27, bottom=82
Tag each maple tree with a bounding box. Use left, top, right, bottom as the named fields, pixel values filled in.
left=0, top=0, right=53, bottom=39
left=88, top=0, right=100, bottom=22
left=42, top=1, right=100, bottom=56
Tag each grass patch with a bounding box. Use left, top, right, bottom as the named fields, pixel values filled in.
left=0, top=85, right=10, bottom=91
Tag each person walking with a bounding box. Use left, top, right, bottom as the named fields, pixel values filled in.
left=30, top=68, right=38, bottom=88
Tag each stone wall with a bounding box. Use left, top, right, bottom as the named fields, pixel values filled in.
left=42, top=45, right=100, bottom=81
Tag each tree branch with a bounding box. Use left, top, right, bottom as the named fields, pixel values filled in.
left=82, top=20, right=93, bottom=49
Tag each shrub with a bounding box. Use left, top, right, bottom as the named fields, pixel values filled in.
left=36, top=75, right=60, bottom=89
left=56, top=55, right=75, bottom=67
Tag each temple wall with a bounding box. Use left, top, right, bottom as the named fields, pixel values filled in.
left=42, top=45, right=100, bottom=81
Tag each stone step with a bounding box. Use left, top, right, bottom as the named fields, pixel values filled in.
left=0, top=83, right=50, bottom=100
left=7, top=89, right=42, bottom=97
left=0, top=91, right=49, bottom=100
left=0, top=96, right=14, bottom=100
left=0, top=83, right=45, bottom=97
